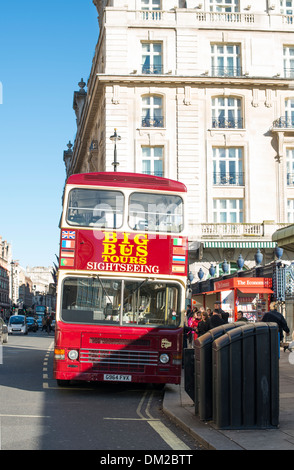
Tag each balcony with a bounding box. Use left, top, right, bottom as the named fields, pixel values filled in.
left=272, top=117, right=294, bottom=129
left=213, top=172, right=244, bottom=186
left=284, top=68, right=294, bottom=78
left=142, top=170, right=164, bottom=177
left=211, top=66, right=242, bottom=77
left=287, top=173, right=294, bottom=186
left=142, top=65, right=163, bottom=74
left=141, top=116, right=164, bottom=128
left=189, top=221, right=290, bottom=243
left=212, top=117, right=243, bottom=129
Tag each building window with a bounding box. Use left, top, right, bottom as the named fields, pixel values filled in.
left=285, top=99, right=294, bottom=127
left=141, top=95, right=164, bottom=127
left=142, top=146, right=163, bottom=176
left=142, top=0, right=160, bottom=10
left=212, top=96, right=243, bottom=128
left=283, top=46, right=294, bottom=78
left=286, top=148, right=294, bottom=185
left=213, top=199, right=243, bottom=223
left=287, top=199, right=294, bottom=222
left=141, top=0, right=161, bottom=19
left=142, top=42, right=162, bottom=74
left=209, top=0, right=239, bottom=12
left=211, top=44, right=241, bottom=76
left=213, top=147, right=244, bottom=185
left=280, top=0, right=294, bottom=15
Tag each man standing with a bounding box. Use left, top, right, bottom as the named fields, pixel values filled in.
left=214, top=301, right=229, bottom=323
left=262, top=302, right=290, bottom=342
left=208, top=308, right=225, bottom=329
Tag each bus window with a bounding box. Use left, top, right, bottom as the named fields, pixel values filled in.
left=66, top=188, right=124, bottom=229
left=128, top=192, right=183, bottom=233
left=61, top=277, right=181, bottom=328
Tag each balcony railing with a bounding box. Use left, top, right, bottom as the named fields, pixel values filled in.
left=142, top=65, right=163, bottom=74
left=141, top=116, right=164, bottom=128
left=284, top=68, right=294, bottom=78
left=287, top=173, right=294, bottom=186
left=212, top=117, right=243, bottom=129
left=211, top=66, right=242, bottom=77
left=196, top=12, right=255, bottom=24
left=189, top=222, right=290, bottom=240
left=141, top=10, right=162, bottom=21
left=273, top=117, right=294, bottom=129
left=213, top=172, right=244, bottom=186
left=142, top=170, right=164, bottom=177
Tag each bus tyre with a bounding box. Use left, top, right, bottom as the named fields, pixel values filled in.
left=153, top=383, right=165, bottom=390
left=57, top=379, right=71, bottom=387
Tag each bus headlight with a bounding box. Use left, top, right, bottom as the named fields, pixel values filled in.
left=159, top=353, right=169, bottom=364
left=68, top=349, right=79, bottom=361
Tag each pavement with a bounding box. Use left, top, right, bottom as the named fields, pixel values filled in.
left=163, top=347, right=294, bottom=450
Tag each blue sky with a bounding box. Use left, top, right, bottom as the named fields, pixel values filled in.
left=0, top=1, right=99, bottom=268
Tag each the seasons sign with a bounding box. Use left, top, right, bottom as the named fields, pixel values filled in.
left=60, top=229, right=187, bottom=276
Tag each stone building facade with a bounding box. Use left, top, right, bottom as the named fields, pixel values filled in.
left=64, top=0, right=294, bottom=281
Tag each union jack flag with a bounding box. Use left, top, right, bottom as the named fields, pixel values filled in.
left=62, top=230, right=76, bottom=240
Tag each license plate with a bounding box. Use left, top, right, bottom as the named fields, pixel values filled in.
left=103, top=374, right=132, bottom=382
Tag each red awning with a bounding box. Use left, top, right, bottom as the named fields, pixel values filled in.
left=237, top=287, right=273, bottom=294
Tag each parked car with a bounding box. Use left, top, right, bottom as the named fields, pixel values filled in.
left=8, top=315, right=28, bottom=335
left=0, top=318, right=8, bottom=343
left=26, top=316, right=38, bottom=332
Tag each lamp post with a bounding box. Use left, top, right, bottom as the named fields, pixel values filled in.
left=110, top=128, right=121, bottom=172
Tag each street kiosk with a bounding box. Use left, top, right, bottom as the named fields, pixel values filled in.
left=194, top=277, right=273, bottom=322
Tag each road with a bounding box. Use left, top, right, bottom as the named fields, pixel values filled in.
left=0, top=332, right=204, bottom=452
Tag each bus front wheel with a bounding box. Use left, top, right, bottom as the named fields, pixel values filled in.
left=57, top=379, right=71, bottom=387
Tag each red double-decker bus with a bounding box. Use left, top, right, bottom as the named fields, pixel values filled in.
left=54, top=172, right=188, bottom=387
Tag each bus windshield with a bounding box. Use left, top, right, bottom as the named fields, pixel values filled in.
left=61, top=276, right=181, bottom=328
left=128, top=192, right=183, bottom=232
left=66, top=188, right=124, bottom=228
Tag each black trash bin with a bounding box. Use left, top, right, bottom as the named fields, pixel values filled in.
left=212, top=322, right=279, bottom=429
left=184, top=348, right=195, bottom=401
left=194, top=323, right=239, bottom=421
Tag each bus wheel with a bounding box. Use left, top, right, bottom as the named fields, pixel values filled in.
left=153, top=383, right=165, bottom=390
left=57, top=379, right=71, bottom=387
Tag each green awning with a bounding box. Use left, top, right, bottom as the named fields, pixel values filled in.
left=203, top=241, right=276, bottom=248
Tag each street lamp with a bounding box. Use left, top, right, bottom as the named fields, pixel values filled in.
left=110, top=128, right=121, bottom=172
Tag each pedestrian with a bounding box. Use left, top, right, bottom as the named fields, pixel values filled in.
left=186, top=305, right=192, bottom=320
left=45, top=315, right=52, bottom=334
left=236, top=310, right=248, bottom=322
left=206, top=308, right=212, bottom=317
left=188, top=309, right=201, bottom=345
left=262, top=302, right=290, bottom=343
left=214, top=301, right=229, bottom=323
left=208, top=308, right=225, bottom=329
left=197, top=311, right=210, bottom=337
